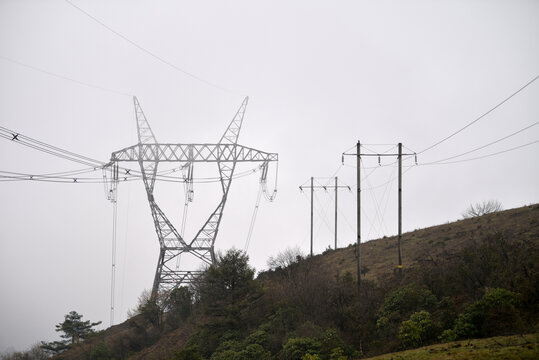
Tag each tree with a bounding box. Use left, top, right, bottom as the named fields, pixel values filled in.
left=41, top=311, right=101, bottom=354
left=462, top=200, right=503, bottom=218
left=198, top=248, right=256, bottom=308
left=168, top=286, right=193, bottom=322
left=267, top=246, right=304, bottom=271
left=1, top=343, right=49, bottom=360
left=189, top=249, right=260, bottom=357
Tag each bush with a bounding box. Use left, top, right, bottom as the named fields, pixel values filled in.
left=173, top=345, right=204, bottom=360
left=280, top=337, right=321, bottom=360
left=453, top=288, right=521, bottom=339
left=379, top=286, right=437, bottom=320
left=462, top=200, right=503, bottom=218
left=438, top=329, right=457, bottom=343
left=89, top=342, right=111, bottom=360
left=398, top=311, right=440, bottom=349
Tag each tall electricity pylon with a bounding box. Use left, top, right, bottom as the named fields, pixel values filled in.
left=107, top=97, right=278, bottom=294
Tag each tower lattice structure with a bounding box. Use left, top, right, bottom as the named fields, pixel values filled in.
left=107, top=97, right=278, bottom=294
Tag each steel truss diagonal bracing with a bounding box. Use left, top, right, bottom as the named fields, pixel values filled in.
left=107, top=97, right=278, bottom=294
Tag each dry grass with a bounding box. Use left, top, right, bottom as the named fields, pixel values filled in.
left=311, top=204, right=539, bottom=283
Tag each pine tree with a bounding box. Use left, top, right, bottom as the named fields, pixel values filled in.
left=41, top=311, right=101, bottom=354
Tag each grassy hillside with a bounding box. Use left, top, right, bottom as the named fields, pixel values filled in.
left=364, top=333, right=539, bottom=360
left=316, top=203, right=539, bottom=283
left=51, top=204, right=539, bottom=359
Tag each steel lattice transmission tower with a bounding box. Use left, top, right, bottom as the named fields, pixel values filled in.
left=107, top=97, right=278, bottom=294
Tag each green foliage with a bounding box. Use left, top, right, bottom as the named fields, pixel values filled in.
left=278, top=330, right=354, bottom=360
left=89, top=342, right=111, bottom=360
left=438, top=329, right=457, bottom=343
left=280, top=337, right=321, bottom=360
left=167, top=286, right=193, bottom=324
left=199, top=248, right=256, bottom=309
left=241, top=344, right=273, bottom=360
left=209, top=349, right=238, bottom=360
left=319, top=329, right=345, bottom=357
left=210, top=340, right=272, bottom=360
left=213, top=339, right=242, bottom=354
left=173, top=345, right=204, bottom=360
left=164, top=286, right=194, bottom=330
left=40, top=311, right=101, bottom=354
left=187, top=249, right=263, bottom=357
left=245, top=328, right=268, bottom=348
left=376, top=285, right=438, bottom=351
left=398, top=311, right=440, bottom=349
left=453, top=288, right=521, bottom=339
left=379, top=286, right=437, bottom=320
left=302, top=354, right=322, bottom=360
left=350, top=333, right=539, bottom=360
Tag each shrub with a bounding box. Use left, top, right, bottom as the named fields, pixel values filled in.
left=454, top=288, right=521, bottom=339
left=280, top=337, right=321, bottom=360
left=378, top=285, right=437, bottom=321
left=462, top=200, right=503, bottom=218
left=438, top=329, right=457, bottom=343
left=89, top=342, right=111, bottom=360
left=173, top=345, right=204, bottom=360
left=398, top=311, right=440, bottom=349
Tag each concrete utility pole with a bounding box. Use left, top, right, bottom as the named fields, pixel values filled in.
left=310, top=176, right=314, bottom=257
left=356, top=141, right=361, bottom=298
left=342, top=141, right=416, bottom=300
left=334, top=177, right=338, bottom=250
left=299, top=177, right=351, bottom=257
left=397, top=143, right=403, bottom=277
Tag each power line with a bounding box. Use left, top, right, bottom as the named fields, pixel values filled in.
left=0, top=126, right=106, bottom=167
left=421, top=121, right=539, bottom=165
left=1, top=125, right=265, bottom=184
left=418, top=74, right=539, bottom=155
left=419, top=139, right=539, bottom=166
left=64, top=0, right=239, bottom=96
left=0, top=55, right=132, bottom=97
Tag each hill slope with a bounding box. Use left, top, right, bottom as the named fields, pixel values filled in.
left=364, top=333, right=539, bottom=360
left=53, top=204, right=539, bottom=359
left=318, top=203, right=539, bottom=282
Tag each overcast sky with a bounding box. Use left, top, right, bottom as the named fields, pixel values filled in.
left=1, top=0, right=538, bottom=352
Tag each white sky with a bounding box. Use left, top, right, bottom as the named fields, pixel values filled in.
left=1, top=0, right=538, bottom=352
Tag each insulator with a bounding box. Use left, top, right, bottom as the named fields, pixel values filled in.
left=378, top=156, right=381, bottom=166
left=341, top=154, right=344, bottom=164
left=415, top=153, right=418, bottom=165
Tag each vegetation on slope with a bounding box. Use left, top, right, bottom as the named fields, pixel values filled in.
left=363, top=333, right=539, bottom=360
left=47, top=204, right=539, bottom=359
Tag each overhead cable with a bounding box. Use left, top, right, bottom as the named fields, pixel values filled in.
left=0, top=126, right=105, bottom=167
left=0, top=55, right=132, bottom=97
left=419, top=139, right=539, bottom=166
left=64, top=0, right=239, bottom=96
left=421, top=121, right=539, bottom=165
left=418, top=74, right=539, bottom=155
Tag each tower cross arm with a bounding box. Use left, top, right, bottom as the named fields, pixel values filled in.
left=111, top=143, right=278, bottom=163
